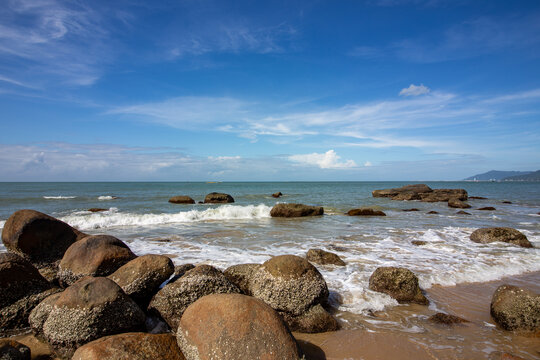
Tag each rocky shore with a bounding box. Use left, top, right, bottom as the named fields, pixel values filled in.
left=1, top=187, right=539, bottom=360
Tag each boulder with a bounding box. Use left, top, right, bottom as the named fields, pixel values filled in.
left=448, top=198, right=471, bottom=209
left=279, top=303, right=339, bottom=333
left=148, top=265, right=240, bottom=330
left=87, top=208, right=107, bottom=212
left=1, top=209, right=85, bottom=265
left=176, top=293, right=301, bottom=360
left=108, top=254, right=174, bottom=306
left=272, top=192, right=283, bottom=198
left=470, top=228, right=532, bottom=248
left=224, top=263, right=260, bottom=295
left=29, top=291, right=62, bottom=339
left=0, top=340, right=30, bottom=360
left=372, top=184, right=432, bottom=198
left=250, top=255, right=329, bottom=316
left=270, top=203, right=324, bottom=217
left=428, top=312, right=469, bottom=325
left=203, top=192, right=234, bottom=203
left=58, top=235, right=137, bottom=287
left=43, top=277, right=145, bottom=358
left=0, top=253, right=59, bottom=331
left=306, top=249, right=346, bottom=266
left=456, top=210, right=471, bottom=215
left=72, top=333, right=185, bottom=360
left=478, top=206, right=496, bottom=211
left=420, top=189, right=468, bottom=202
left=490, top=285, right=540, bottom=332
left=168, top=196, right=195, bottom=204
left=347, top=208, right=386, bottom=216
left=368, top=267, right=428, bottom=305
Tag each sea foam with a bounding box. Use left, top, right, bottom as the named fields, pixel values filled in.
left=43, top=196, right=77, bottom=199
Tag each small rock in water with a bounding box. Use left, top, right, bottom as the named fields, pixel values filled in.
left=272, top=192, right=283, bottom=198
left=502, top=201, right=512, bottom=204
left=168, top=195, right=195, bottom=204
left=88, top=208, right=107, bottom=212
left=411, top=241, right=427, bottom=246
left=347, top=208, right=386, bottom=216
left=306, top=248, right=346, bottom=266
left=477, top=206, right=496, bottom=211
left=470, top=227, right=532, bottom=248
left=402, top=208, right=419, bottom=212
left=368, top=267, right=428, bottom=305
left=428, top=312, right=469, bottom=325
left=456, top=210, right=471, bottom=215
left=469, top=196, right=487, bottom=199
left=203, top=192, right=234, bottom=203
left=270, top=203, right=324, bottom=217
left=427, top=211, right=439, bottom=214
left=448, top=198, right=471, bottom=209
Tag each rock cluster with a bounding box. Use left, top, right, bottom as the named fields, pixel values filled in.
left=372, top=184, right=468, bottom=202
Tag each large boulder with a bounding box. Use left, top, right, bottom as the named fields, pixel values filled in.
left=72, top=333, right=185, bottom=360
left=306, top=249, right=346, bottom=266
left=58, top=235, right=137, bottom=287
left=108, top=254, right=174, bottom=306
left=270, top=203, right=324, bottom=217
left=42, top=277, right=145, bottom=358
left=168, top=196, right=195, bottom=204
left=347, top=208, right=386, bottom=216
left=0, top=340, right=31, bottom=360
left=420, top=189, right=468, bottom=202
left=372, top=184, right=432, bottom=198
left=470, top=228, right=532, bottom=248
left=490, top=285, right=540, bottom=332
left=148, top=265, right=240, bottom=330
left=0, top=253, right=59, bottom=331
left=1, top=210, right=85, bottom=270
left=29, top=292, right=63, bottom=339
left=176, top=293, right=302, bottom=360
left=203, top=192, right=234, bottom=203
left=448, top=198, right=471, bottom=209
left=223, top=263, right=260, bottom=295
left=368, top=267, right=428, bottom=305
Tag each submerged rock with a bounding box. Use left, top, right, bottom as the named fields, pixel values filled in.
left=478, top=206, right=496, bottom=211
left=58, top=235, right=137, bottom=287
left=168, top=196, right=195, bottom=204
left=148, top=265, right=240, bottom=330
left=87, top=208, right=107, bottom=212
left=411, top=241, right=427, bottom=246
left=427, top=211, right=439, bottom=214
left=469, top=196, right=487, bottom=200
left=490, top=285, right=540, bottom=332
left=402, top=208, right=420, bottom=212
left=43, top=277, right=145, bottom=358
left=347, top=208, right=386, bottom=216
left=177, top=293, right=302, bottom=360
left=306, top=249, right=345, bottom=266
left=72, top=333, right=185, bottom=360
left=448, top=198, right=471, bottom=209
left=456, top=210, right=471, bottom=215
left=470, top=227, right=532, bottom=248
left=203, top=192, right=234, bottom=203
left=270, top=203, right=324, bottom=217
left=0, top=339, right=31, bottom=360
left=428, top=313, right=469, bottom=325
left=272, top=192, right=283, bottom=198
left=368, top=267, right=428, bottom=305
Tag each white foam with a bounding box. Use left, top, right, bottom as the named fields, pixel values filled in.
left=61, top=204, right=272, bottom=230
left=98, top=196, right=116, bottom=200
left=43, top=196, right=76, bottom=199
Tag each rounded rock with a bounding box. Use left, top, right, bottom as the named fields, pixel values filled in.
left=470, top=228, right=532, bottom=248
left=29, top=292, right=62, bottom=339
left=347, top=208, right=386, bottom=216
left=203, top=193, right=234, bottom=203
left=368, top=267, right=428, bottom=305
left=490, top=285, right=540, bottom=332
left=270, top=203, right=324, bottom=217
left=306, top=249, right=345, bottom=266
left=168, top=196, right=195, bottom=204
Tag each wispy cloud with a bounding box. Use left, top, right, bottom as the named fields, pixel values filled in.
left=399, top=84, right=430, bottom=97
left=289, top=150, right=357, bottom=169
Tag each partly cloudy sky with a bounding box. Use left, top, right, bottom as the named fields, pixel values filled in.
left=0, top=0, right=539, bottom=181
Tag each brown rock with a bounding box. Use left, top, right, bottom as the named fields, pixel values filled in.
left=368, top=267, right=428, bottom=305
left=43, top=277, right=145, bottom=358
left=148, top=265, right=240, bottom=330
left=224, top=263, right=260, bottom=295
left=72, top=333, right=185, bottom=360
left=402, top=208, right=420, bottom=212
left=420, top=189, right=468, bottom=202
left=500, top=353, right=527, bottom=360
left=456, top=210, right=471, bottom=215
left=108, top=254, right=174, bottom=306
left=58, top=235, right=137, bottom=287
left=428, top=312, right=469, bottom=325
left=306, top=249, right=346, bottom=266
left=372, top=184, right=432, bottom=198
left=280, top=303, right=339, bottom=333
left=469, top=196, right=487, bottom=199
left=272, top=192, right=283, bottom=198
left=170, top=264, right=196, bottom=283
left=478, top=206, right=496, bottom=210
left=1, top=209, right=85, bottom=265
left=347, top=208, right=386, bottom=216
left=270, top=203, right=324, bottom=217
left=0, top=339, right=30, bottom=360
left=391, top=192, right=421, bottom=201
left=203, top=192, right=234, bottom=203
left=427, top=211, right=439, bottom=214
left=448, top=198, right=471, bottom=209
left=168, top=196, right=195, bottom=204
left=177, top=293, right=301, bottom=360
left=87, top=208, right=107, bottom=212
left=411, top=241, right=427, bottom=246
left=470, top=227, right=532, bottom=248
left=490, top=285, right=540, bottom=332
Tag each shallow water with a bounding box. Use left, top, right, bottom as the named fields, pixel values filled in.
left=1, top=181, right=539, bottom=358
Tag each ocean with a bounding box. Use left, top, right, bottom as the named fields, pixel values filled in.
left=1, top=181, right=539, bottom=358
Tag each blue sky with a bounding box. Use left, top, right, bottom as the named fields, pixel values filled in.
left=0, top=0, right=539, bottom=181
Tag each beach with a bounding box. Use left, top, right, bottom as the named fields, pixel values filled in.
left=1, top=181, right=539, bottom=359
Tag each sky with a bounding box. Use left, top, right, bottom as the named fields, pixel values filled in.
left=0, top=0, right=539, bottom=181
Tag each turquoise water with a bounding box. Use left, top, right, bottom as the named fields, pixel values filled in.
left=1, top=181, right=539, bottom=315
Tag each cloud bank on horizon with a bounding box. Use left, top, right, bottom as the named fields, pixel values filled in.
left=0, top=0, right=539, bottom=181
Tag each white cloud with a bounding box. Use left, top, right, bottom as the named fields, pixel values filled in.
left=399, top=84, right=430, bottom=97
left=289, top=150, right=357, bottom=169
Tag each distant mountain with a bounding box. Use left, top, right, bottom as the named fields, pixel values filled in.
left=464, top=170, right=532, bottom=181
left=502, top=170, right=540, bottom=181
